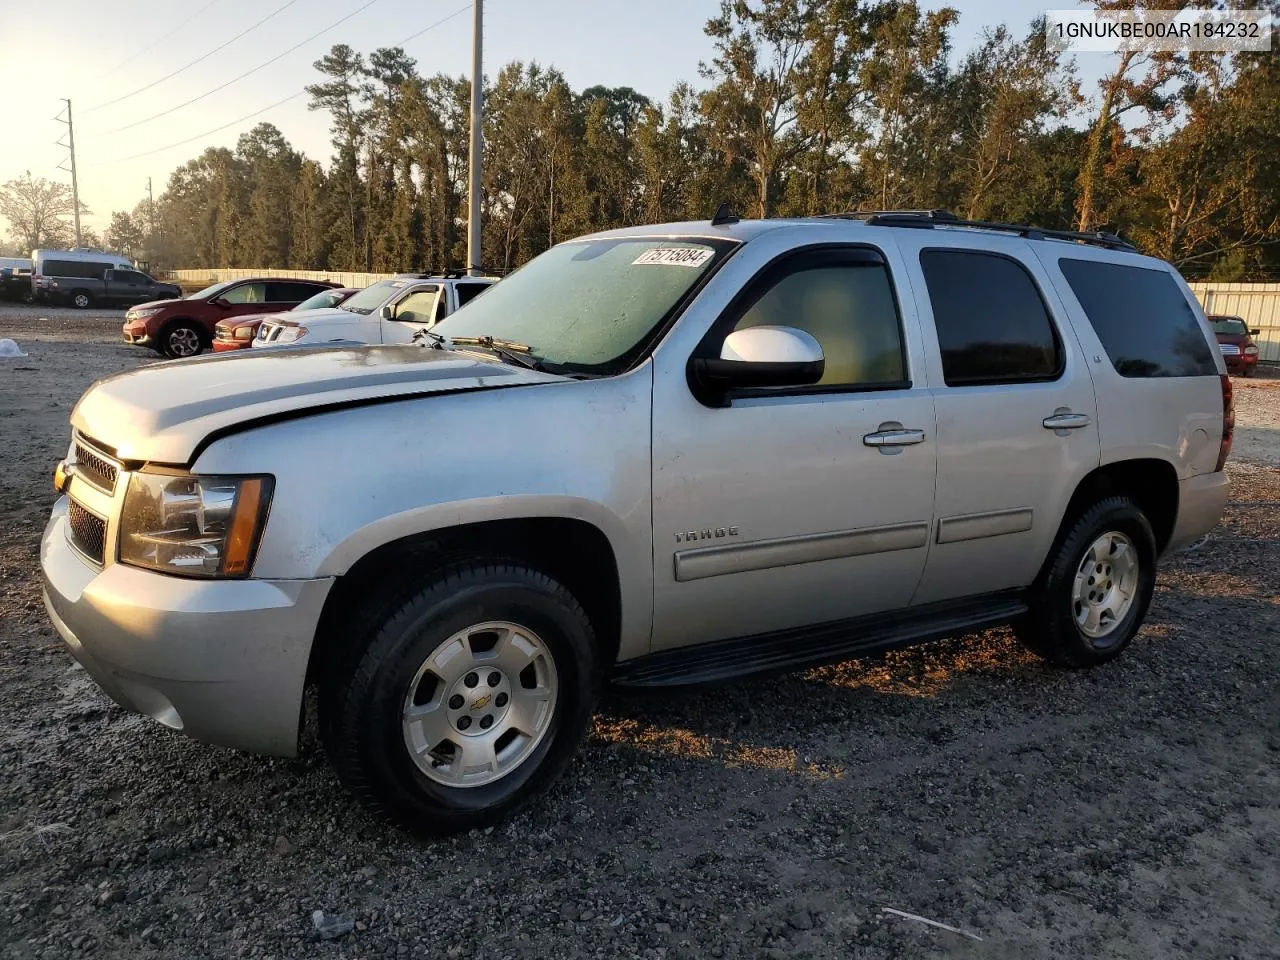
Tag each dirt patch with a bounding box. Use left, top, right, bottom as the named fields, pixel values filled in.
left=2, top=314, right=1278, bottom=959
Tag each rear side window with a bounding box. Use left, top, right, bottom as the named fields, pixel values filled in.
left=919, top=250, right=1062, bottom=386
left=1058, top=259, right=1217, bottom=378
left=44, top=259, right=110, bottom=279
left=267, top=281, right=327, bottom=302
left=456, top=282, right=490, bottom=306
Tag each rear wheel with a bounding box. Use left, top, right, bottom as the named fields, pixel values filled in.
left=322, top=561, right=600, bottom=834
left=1016, top=497, right=1157, bottom=668
left=70, top=290, right=91, bottom=309
left=161, top=321, right=204, bottom=358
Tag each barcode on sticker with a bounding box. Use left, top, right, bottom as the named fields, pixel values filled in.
left=633, top=247, right=713, bottom=267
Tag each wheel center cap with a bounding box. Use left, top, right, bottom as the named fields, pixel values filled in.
left=445, top=667, right=511, bottom=735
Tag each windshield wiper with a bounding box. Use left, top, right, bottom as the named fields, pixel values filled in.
left=412, top=328, right=447, bottom=348
left=448, top=335, right=543, bottom=371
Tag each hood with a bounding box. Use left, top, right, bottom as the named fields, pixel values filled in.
left=264, top=306, right=362, bottom=327
left=128, top=297, right=184, bottom=313
left=71, top=345, right=567, bottom=465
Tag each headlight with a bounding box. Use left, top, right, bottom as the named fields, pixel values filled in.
left=119, top=472, right=273, bottom=578
left=274, top=325, right=306, bottom=343
left=233, top=326, right=255, bottom=341
left=128, top=308, right=163, bottom=319
left=1244, top=345, right=1259, bottom=355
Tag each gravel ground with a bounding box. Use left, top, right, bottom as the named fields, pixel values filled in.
left=2, top=314, right=1279, bottom=960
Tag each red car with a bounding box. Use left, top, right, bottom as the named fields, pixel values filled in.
left=122, top=277, right=341, bottom=358
left=212, top=286, right=358, bottom=352
left=1209, top=314, right=1262, bottom=377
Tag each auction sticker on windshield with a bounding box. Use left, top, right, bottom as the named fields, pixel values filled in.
left=633, top=247, right=714, bottom=267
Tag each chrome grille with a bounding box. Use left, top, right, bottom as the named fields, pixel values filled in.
left=73, top=440, right=119, bottom=493
left=67, top=500, right=107, bottom=565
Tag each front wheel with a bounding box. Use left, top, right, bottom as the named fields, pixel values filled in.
left=1016, top=496, right=1157, bottom=668
left=322, top=562, right=600, bottom=833
left=161, top=322, right=204, bottom=358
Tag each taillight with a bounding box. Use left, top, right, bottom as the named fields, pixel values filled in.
left=1215, top=373, right=1234, bottom=472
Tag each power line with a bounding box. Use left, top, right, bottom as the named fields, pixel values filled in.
left=84, top=0, right=302, bottom=114
left=98, top=0, right=386, bottom=136
left=92, top=0, right=227, bottom=83
left=91, top=4, right=471, bottom=166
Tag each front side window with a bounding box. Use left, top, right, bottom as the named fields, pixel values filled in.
left=190, top=280, right=233, bottom=300
left=727, top=259, right=906, bottom=388
left=920, top=250, right=1062, bottom=386
left=222, top=282, right=266, bottom=304
left=392, top=289, right=440, bottom=325
left=1058, top=258, right=1217, bottom=378
left=432, top=237, right=738, bottom=374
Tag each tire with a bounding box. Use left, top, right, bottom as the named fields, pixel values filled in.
left=1016, top=496, right=1157, bottom=668
left=161, top=321, right=204, bottom=358
left=70, top=290, right=92, bottom=309
left=321, top=561, right=600, bottom=834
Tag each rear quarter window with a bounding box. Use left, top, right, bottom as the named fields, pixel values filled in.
left=1058, top=258, right=1217, bottom=378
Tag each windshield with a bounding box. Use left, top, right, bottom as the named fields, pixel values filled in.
left=189, top=280, right=233, bottom=300
left=432, top=237, right=738, bottom=373
left=1211, top=317, right=1248, bottom=336
left=293, top=288, right=348, bottom=312
left=340, top=280, right=415, bottom=315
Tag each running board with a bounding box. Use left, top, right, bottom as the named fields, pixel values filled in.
left=613, top=591, right=1028, bottom=687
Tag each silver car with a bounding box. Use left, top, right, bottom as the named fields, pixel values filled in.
left=42, top=211, right=1230, bottom=833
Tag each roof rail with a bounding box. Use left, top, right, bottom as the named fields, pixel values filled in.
left=819, top=209, right=1137, bottom=252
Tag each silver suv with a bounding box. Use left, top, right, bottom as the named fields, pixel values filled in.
left=42, top=211, right=1230, bottom=833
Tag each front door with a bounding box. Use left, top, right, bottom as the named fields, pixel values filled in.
left=650, top=242, right=938, bottom=651
left=381, top=286, right=443, bottom=343
left=895, top=233, right=1101, bottom=604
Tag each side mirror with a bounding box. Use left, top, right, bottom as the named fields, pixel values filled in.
left=378, top=304, right=394, bottom=320
left=689, top=325, right=825, bottom=404
left=1251, top=329, right=1260, bottom=337
left=210, top=296, right=230, bottom=308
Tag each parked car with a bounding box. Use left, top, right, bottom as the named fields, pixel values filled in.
left=0, top=258, right=33, bottom=302
left=213, top=287, right=358, bottom=352
left=43, top=210, right=1229, bottom=834
left=30, top=249, right=173, bottom=308
left=122, top=277, right=342, bottom=358
left=1208, top=314, right=1261, bottom=377
left=252, top=274, right=494, bottom=348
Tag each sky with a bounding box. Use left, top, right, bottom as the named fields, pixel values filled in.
left=0, top=0, right=1090, bottom=240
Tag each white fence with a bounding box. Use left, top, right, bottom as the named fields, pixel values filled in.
left=1189, top=282, right=1280, bottom=363
left=169, top=267, right=399, bottom=288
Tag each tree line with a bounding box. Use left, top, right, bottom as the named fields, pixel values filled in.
left=5, top=0, right=1279, bottom=279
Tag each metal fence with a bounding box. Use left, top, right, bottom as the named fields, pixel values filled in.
left=1189, top=282, right=1280, bottom=363
left=169, top=268, right=399, bottom=288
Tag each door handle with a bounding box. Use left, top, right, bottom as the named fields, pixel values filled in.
left=1042, top=412, right=1091, bottom=431
left=863, top=428, right=926, bottom=447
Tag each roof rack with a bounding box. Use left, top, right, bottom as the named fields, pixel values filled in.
left=817, top=209, right=1137, bottom=252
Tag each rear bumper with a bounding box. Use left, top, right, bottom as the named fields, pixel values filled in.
left=41, top=498, right=334, bottom=756
left=1166, top=471, right=1229, bottom=554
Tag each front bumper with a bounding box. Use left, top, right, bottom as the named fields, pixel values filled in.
left=41, top=498, right=334, bottom=756
left=212, top=338, right=250, bottom=352
left=122, top=323, right=152, bottom=346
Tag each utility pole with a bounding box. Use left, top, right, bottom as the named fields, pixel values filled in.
left=466, top=0, right=483, bottom=276
left=56, top=98, right=83, bottom=247
left=147, top=176, right=159, bottom=265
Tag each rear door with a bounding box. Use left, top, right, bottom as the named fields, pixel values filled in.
left=896, top=233, right=1102, bottom=604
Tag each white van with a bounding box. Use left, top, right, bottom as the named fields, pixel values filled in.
left=32, top=248, right=136, bottom=307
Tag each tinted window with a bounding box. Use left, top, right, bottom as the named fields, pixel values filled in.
left=730, top=260, right=906, bottom=387
left=1058, top=259, right=1217, bottom=378
left=920, top=250, right=1061, bottom=386
left=268, top=281, right=328, bottom=302
left=222, top=282, right=267, bottom=304
left=118, top=271, right=149, bottom=284
left=44, top=259, right=110, bottom=279
left=456, top=282, right=490, bottom=306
